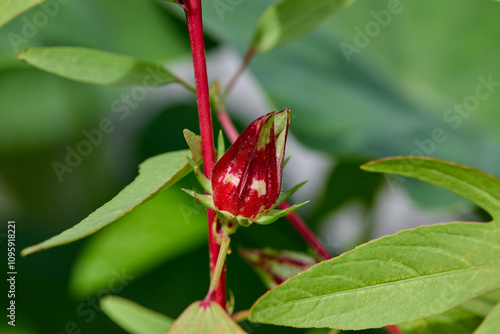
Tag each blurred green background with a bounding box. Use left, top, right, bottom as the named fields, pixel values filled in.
left=1, top=0, right=499, bottom=333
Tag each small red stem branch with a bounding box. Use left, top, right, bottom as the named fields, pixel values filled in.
left=223, top=48, right=255, bottom=99
left=181, top=0, right=225, bottom=308
left=216, top=109, right=240, bottom=143
left=277, top=202, right=331, bottom=260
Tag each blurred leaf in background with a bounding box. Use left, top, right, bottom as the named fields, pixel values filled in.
left=1, top=0, right=500, bottom=333
left=201, top=0, right=500, bottom=209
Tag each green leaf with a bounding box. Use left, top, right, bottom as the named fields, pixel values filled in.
left=101, top=296, right=174, bottom=334
left=70, top=187, right=207, bottom=297
left=460, top=291, right=500, bottom=317
left=402, top=291, right=500, bottom=334
left=22, top=149, right=195, bottom=256
left=361, top=157, right=500, bottom=220
left=398, top=306, right=482, bottom=334
left=254, top=200, right=309, bottom=225
left=481, top=289, right=500, bottom=304
left=250, top=158, right=500, bottom=329
left=276, top=181, right=307, bottom=205
left=251, top=0, right=356, bottom=52
left=250, top=222, right=500, bottom=329
left=167, top=301, right=246, bottom=334
left=474, top=302, right=500, bottom=334
left=17, top=47, right=177, bottom=86
left=0, top=0, right=45, bottom=28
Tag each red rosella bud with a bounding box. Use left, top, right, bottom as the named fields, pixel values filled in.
left=182, top=110, right=307, bottom=228
left=212, top=110, right=290, bottom=223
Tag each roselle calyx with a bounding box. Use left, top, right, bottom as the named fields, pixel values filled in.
left=183, top=110, right=307, bottom=227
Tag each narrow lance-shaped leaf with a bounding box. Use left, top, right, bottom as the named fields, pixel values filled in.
left=101, top=296, right=174, bottom=334
left=250, top=157, right=500, bottom=329
left=17, top=47, right=181, bottom=87
left=0, top=0, right=46, bottom=28
left=251, top=0, right=356, bottom=53
left=362, top=156, right=500, bottom=221
left=22, top=149, right=197, bottom=256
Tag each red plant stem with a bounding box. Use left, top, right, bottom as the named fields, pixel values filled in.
left=216, top=109, right=240, bottom=143
left=182, top=0, right=214, bottom=177
left=181, top=0, right=225, bottom=308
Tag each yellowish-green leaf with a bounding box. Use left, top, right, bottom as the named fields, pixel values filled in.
left=101, top=296, right=173, bottom=334
left=22, top=150, right=195, bottom=256
left=251, top=0, right=356, bottom=53
left=17, top=47, right=177, bottom=86
left=0, top=0, right=45, bottom=28
left=167, top=301, right=246, bottom=334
